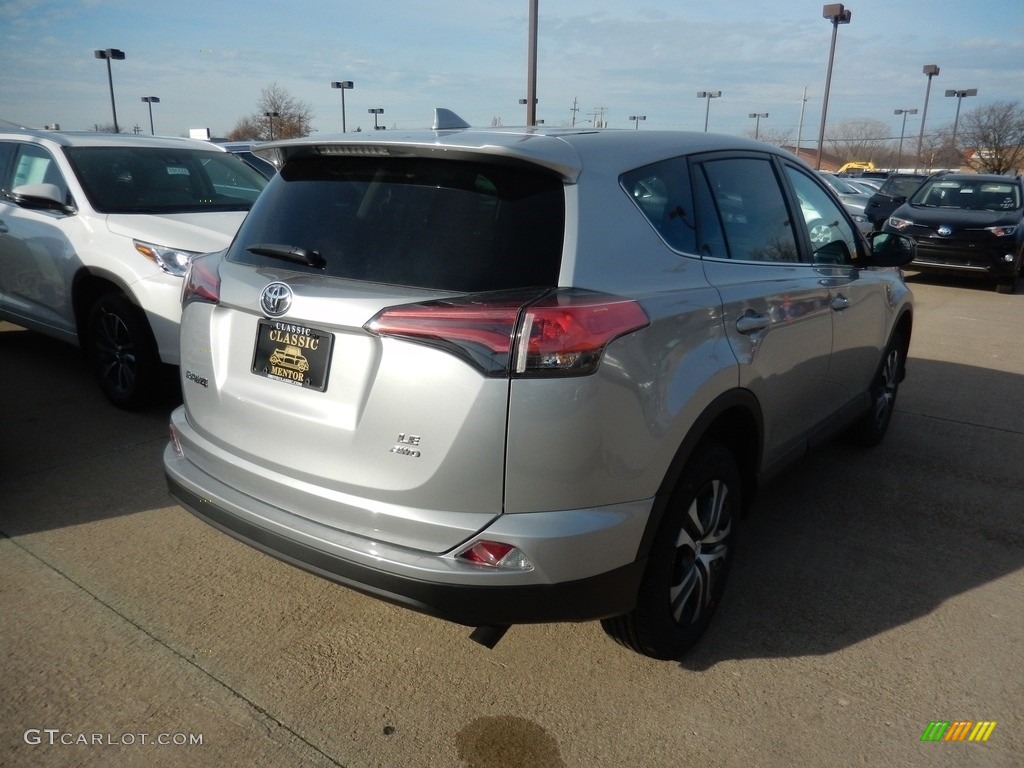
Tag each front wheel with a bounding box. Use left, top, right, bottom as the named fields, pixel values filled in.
left=845, top=330, right=905, bottom=447
left=602, top=442, right=739, bottom=660
left=87, top=293, right=162, bottom=409
left=807, top=219, right=834, bottom=245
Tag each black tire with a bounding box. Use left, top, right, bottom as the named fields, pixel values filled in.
left=86, top=292, right=162, bottom=409
left=995, top=279, right=1017, bottom=294
left=601, top=441, right=739, bottom=660
left=845, top=329, right=905, bottom=447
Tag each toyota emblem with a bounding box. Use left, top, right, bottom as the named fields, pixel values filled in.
left=937, top=225, right=953, bottom=237
left=260, top=282, right=293, bottom=316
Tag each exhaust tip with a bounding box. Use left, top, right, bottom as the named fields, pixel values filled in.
left=469, top=625, right=510, bottom=649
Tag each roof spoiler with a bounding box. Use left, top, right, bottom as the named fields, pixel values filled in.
left=433, top=108, right=470, bottom=131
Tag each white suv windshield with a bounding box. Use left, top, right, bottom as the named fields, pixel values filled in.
left=65, top=147, right=268, bottom=213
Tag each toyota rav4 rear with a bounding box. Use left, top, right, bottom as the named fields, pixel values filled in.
left=165, top=115, right=915, bottom=659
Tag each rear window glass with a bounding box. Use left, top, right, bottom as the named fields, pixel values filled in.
left=227, top=156, right=565, bottom=292
left=65, top=146, right=268, bottom=213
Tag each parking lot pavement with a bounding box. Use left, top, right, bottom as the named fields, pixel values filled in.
left=2, top=275, right=1022, bottom=768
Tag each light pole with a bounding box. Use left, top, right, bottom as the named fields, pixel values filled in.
left=748, top=112, right=768, bottom=140
left=330, top=81, right=354, bottom=133
left=368, top=108, right=384, bottom=130
left=141, top=96, right=160, bottom=135
left=696, top=90, right=721, bottom=132
left=945, top=88, right=977, bottom=158
left=525, top=0, right=538, bottom=127
left=264, top=111, right=279, bottom=140
left=915, top=64, right=940, bottom=172
left=94, top=48, right=126, bottom=133
left=628, top=115, right=646, bottom=130
left=815, top=4, right=852, bottom=170
left=893, top=108, right=918, bottom=170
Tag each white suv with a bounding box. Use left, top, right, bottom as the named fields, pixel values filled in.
left=0, top=128, right=268, bottom=406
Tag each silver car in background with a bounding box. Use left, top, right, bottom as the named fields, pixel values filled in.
left=164, top=111, right=915, bottom=659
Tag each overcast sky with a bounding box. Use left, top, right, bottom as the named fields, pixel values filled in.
left=2, top=0, right=1022, bottom=143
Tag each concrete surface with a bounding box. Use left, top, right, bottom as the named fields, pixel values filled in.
left=1, top=272, right=1022, bottom=767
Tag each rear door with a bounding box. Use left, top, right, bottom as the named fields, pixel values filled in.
left=691, top=153, right=837, bottom=467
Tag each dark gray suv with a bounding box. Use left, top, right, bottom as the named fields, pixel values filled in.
left=164, top=111, right=915, bottom=659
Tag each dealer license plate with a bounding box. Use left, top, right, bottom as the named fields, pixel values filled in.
left=251, top=320, right=334, bottom=391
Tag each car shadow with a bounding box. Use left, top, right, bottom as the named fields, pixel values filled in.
left=0, top=323, right=181, bottom=530
left=3, top=322, right=1022, bottom=667
left=681, top=356, right=1023, bottom=669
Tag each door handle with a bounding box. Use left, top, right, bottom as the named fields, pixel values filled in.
left=735, top=312, right=770, bottom=335
left=831, top=294, right=851, bottom=311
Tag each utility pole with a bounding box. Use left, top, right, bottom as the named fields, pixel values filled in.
left=570, top=97, right=579, bottom=127
left=795, top=85, right=808, bottom=158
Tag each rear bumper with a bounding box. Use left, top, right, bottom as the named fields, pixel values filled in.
left=164, top=444, right=649, bottom=627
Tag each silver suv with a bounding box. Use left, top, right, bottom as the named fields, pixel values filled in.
left=164, top=112, right=915, bottom=659
left=0, top=128, right=268, bottom=406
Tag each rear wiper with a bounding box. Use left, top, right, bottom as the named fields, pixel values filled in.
left=247, top=243, right=325, bottom=269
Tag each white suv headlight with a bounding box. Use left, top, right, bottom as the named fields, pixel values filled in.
left=134, top=239, right=198, bottom=276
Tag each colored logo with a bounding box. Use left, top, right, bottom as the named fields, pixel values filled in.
left=920, top=721, right=996, bottom=742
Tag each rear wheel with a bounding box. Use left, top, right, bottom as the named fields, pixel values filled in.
left=87, top=293, right=162, bottom=409
left=602, top=441, right=739, bottom=660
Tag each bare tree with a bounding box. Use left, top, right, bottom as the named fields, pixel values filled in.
left=227, top=82, right=314, bottom=141
left=744, top=126, right=793, bottom=148
left=952, top=100, right=1024, bottom=175
left=825, top=119, right=890, bottom=165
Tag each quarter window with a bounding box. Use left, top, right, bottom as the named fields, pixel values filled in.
left=621, top=159, right=697, bottom=254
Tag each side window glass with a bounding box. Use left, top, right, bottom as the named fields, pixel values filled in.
left=620, top=158, right=697, bottom=254
left=11, top=144, right=70, bottom=204
left=693, top=166, right=728, bottom=259
left=785, top=165, right=859, bottom=265
left=0, top=142, right=16, bottom=193
left=697, top=157, right=799, bottom=263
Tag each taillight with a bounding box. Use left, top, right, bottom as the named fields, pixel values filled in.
left=182, top=252, right=222, bottom=307
left=365, top=289, right=649, bottom=377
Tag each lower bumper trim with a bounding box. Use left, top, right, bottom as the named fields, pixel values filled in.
left=166, top=474, right=645, bottom=627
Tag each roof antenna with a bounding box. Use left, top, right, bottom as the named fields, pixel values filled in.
left=433, top=108, right=470, bottom=131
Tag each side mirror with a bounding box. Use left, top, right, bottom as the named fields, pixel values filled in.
left=11, top=183, right=72, bottom=213
left=864, top=232, right=915, bottom=267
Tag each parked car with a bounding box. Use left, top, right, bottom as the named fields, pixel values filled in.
left=819, top=172, right=872, bottom=233
left=845, top=178, right=883, bottom=194
left=215, top=141, right=278, bottom=179
left=164, top=111, right=916, bottom=660
left=865, top=173, right=929, bottom=229
left=884, top=173, right=1024, bottom=293
left=0, top=127, right=268, bottom=406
